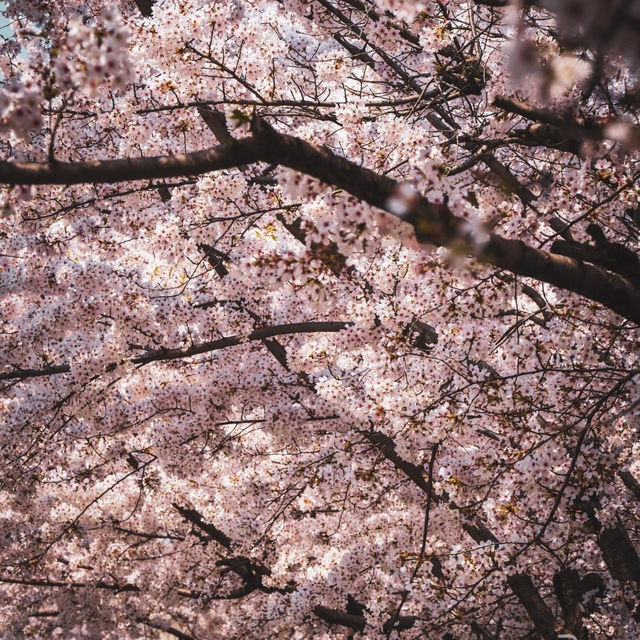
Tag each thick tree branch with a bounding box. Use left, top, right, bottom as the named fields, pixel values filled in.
left=507, top=573, right=558, bottom=640
left=313, top=604, right=416, bottom=634
left=551, top=238, right=640, bottom=283
left=598, top=524, right=640, bottom=586
left=197, top=107, right=235, bottom=145
left=364, top=430, right=433, bottom=494
left=132, top=0, right=154, bottom=17
left=473, top=0, right=508, bottom=6
left=313, top=605, right=366, bottom=632
left=0, top=138, right=263, bottom=184
left=1, top=121, right=639, bottom=322
left=553, top=569, right=585, bottom=639
left=484, top=235, right=639, bottom=322
left=494, top=96, right=640, bottom=149
left=619, top=468, right=640, bottom=500
left=512, top=123, right=582, bottom=156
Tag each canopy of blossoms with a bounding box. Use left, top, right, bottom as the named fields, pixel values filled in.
left=0, top=1, right=639, bottom=638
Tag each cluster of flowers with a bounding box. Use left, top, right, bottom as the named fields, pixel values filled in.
left=53, top=8, right=133, bottom=94
left=503, top=0, right=640, bottom=101
left=0, top=0, right=638, bottom=638
left=0, top=79, right=42, bottom=139
left=542, top=0, right=640, bottom=65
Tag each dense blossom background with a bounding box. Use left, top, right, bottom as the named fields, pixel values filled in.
left=0, top=0, right=639, bottom=638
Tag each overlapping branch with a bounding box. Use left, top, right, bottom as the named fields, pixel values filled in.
left=1, top=119, right=638, bottom=321
left=494, top=96, right=640, bottom=149
left=0, top=321, right=350, bottom=383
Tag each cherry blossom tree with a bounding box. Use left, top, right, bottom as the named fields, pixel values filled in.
left=0, top=0, right=639, bottom=638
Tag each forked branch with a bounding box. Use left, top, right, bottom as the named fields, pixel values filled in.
left=0, top=120, right=638, bottom=322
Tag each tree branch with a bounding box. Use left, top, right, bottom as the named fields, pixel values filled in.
left=507, top=573, right=558, bottom=640
left=598, top=524, right=640, bottom=586
left=138, top=618, right=195, bottom=640
left=494, top=96, right=640, bottom=149
left=0, top=321, right=351, bottom=383
left=313, top=605, right=366, bottom=632
left=132, top=0, right=154, bottom=17
left=619, top=468, right=640, bottom=501
left=172, top=503, right=232, bottom=549
left=0, top=138, right=263, bottom=184
left=1, top=121, right=639, bottom=322
left=0, top=575, right=139, bottom=592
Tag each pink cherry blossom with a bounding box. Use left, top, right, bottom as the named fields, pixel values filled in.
left=0, top=1, right=638, bottom=639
